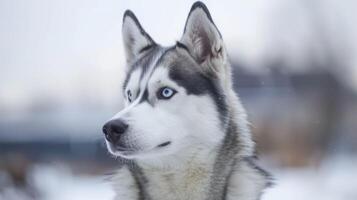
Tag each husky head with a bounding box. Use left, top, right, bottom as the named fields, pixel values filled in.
left=103, top=2, right=238, bottom=162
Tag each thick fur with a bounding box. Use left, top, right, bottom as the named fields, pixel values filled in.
left=103, top=2, right=270, bottom=200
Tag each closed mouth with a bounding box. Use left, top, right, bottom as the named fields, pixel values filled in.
left=157, top=141, right=171, bottom=148
left=115, top=145, right=133, bottom=151
left=107, top=141, right=172, bottom=157
left=109, top=143, right=137, bottom=153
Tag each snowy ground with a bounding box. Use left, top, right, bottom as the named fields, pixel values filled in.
left=263, top=157, right=357, bottom=200
left=1, top=156, right=356, bottom=200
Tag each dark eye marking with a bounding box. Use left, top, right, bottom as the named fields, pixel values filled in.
left=127, top=90, right=132, bottom=102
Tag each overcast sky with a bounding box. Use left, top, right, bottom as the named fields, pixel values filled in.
left=0, top=0, right=356, bottom=111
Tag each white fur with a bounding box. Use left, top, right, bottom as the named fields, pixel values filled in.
left=108, top=65, right=267, bottom=200
left=226, top=160, right=267, bottom=200
left=113, top=159, right=267, bottom=200
left=108, top=67, right=223, bottom=163
left=111, top=167, right=139, bottom=199
left=106, top=50, right=164, bottom=157
left=105, top=3, right=268, bottom=200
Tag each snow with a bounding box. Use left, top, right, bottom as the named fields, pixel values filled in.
left=0, top=164, right=115, bottom=200
left=1, top=157, right=356, bottom=200
left=263, top=156, right=357, bottom=200
left=29, top=165, right=115, bottom=200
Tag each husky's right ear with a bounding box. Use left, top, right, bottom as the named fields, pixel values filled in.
left=122, top=10, right=155, bottom=64
left=180, top=2, right=225, bottom=75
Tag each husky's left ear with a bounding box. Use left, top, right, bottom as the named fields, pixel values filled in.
left=122, top=10, right=155, bottom=64
left=180, top=2, right=226, bottom=75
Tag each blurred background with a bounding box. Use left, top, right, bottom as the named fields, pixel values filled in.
left=0, top=0, right=356, bottom=199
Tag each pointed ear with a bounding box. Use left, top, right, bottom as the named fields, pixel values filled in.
left=122, top=10, right=155, bottom=64
left=180, top=2, right=224, bottom=66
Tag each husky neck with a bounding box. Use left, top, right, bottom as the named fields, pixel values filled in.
left=133, top=137, right=224, bottom=199
left=136, top=142, right=220, bottom=172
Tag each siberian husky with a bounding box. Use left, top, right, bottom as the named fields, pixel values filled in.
left=102, top=1, right=270, bottom=199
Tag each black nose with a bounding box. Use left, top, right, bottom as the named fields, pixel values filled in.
left=102, top=120, right=128, bottom=144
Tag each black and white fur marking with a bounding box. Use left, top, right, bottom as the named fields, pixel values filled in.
left=103, top=2, right=271, bottom=200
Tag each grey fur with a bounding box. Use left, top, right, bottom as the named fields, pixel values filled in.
left=120, top=39, right=270, bottom=200
left=106, top=2, right=271, bottom=200
left=208, top=118, right=241, bottom=200
left=128, top=161, right=152, bottom=200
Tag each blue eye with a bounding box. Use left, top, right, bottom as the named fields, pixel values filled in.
left=158, top=87, right=176, bottom=99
